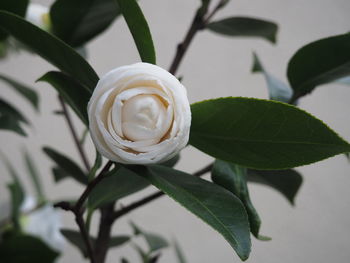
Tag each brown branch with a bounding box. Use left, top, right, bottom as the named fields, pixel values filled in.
left=168, top=0, right=226, bottom=75
left=111, top=163, right=213, bottom=221
left=58, top=96, right=91, bottom=171
left=54, top=161, right=114, bottom=263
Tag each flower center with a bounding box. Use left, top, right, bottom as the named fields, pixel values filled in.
left=121, top=94, right=168, bottom=141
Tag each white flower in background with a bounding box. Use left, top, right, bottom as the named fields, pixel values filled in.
left=25, top=3, right=50, bottom=30
left=0, top=196, right=65, bottom=253
left=88, top=62, right=191, bottom=164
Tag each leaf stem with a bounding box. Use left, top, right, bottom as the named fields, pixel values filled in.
left=58, top=95, right=91, bottom=171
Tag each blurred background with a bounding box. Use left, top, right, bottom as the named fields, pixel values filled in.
left=1, top=0, right=350, bottom=262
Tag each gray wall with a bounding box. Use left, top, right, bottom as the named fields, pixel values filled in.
left=1, top=0, right=350, bottom=262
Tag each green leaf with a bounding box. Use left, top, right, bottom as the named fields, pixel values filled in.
left=60, top=229, right=129, bottom=257
left=207, top=17, right=278, bottom=43
left=0, top=233, right=59, bottom=263
left=130, top=222, right=168, bottom=252
left=89, top=167, right=149, bottom=209
left=0, top=11, right=99, bottom=91
left=252, top=53, right=292, bottom=103
left=1, top=155, right=25, bottom=230
left=198, top=0, right=211, bottom=16
left=50, top=0, right=121, bottom=47
left=116, top=0, right=156, bottom=64
left=0, top=98, right=28, bottom=136
left=190, top=97, right=350, bottom=169
left=109, top=235, right=130, bottom=248
left=287, top=33, right=350, bottom=100
left=160, top=154, right=180, bottom=168
left=0, top=0, right=28, bottom=40
left=138, top=165, right=251, bottom=260
left=38, top=71, right=91, bottom=125
left=23, top=149, right=45, bottom=203
left=247, top=169, right=302, bottom=205
left=60, top=229, right=90, bottom=258
left=173, top=239, right=187, bottom=263
left=0, top=74, right=39, bottom=110
left=43, top=147, right=88, bottom=185
left=212, top=160, right=263, bottom=239
left=87, top=151, right=102, bottom=182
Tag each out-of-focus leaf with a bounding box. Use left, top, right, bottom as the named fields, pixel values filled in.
left=23, top=149, right=45, bottom=203
left=287, top=33, right=350, bottom=100
left=0, top=0, right=29, bottom=40
left=0, top=98, right=28, bottom=136
left=138, top=165, right=251, bottom=260
left=61, top=229, right=129, bottom=257
left=116, top=0, right=156, bottom=64
left=130, top=222, right=168, bottom=252
left=0, top=11, right=99, bottom=91
left=173, top=239, right=187, bottom=263
left=160, top=154, right=180, bottom=168
left=247, top=169, right=303, bottom=205
left=89, top=167, right=149, bottom=209
left=212, top=160, right=265, bottom=239
left=50, top=0, right=121, bottom=47
left=60, top=229, right=89, bottom=258
left=207, top=17, right=278, bottom=43
left=109, top=235, right=130, bottom=248
left=38, top=71, right=90, bottom=125
left=0, top=232, right=59, bottom=263
left=252, top=52, right=292, bottom=103
left=198, top=0, right=211, bottom=15
left=190, top=97, right=350, bottom=169
left=87, top=151, right=102, bottom=182
left=43, top=147, right=88, bottom=185
left=0, top=74, right=39, bottom=110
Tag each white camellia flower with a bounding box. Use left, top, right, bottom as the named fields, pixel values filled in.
left=88, top=62, right=191, bottom=164
left=25, top=3, right=50, bottom=30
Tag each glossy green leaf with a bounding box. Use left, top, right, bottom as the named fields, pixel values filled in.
left=287, top=33, right=350, bottom=100
left=0, top=98, right=28, bottom=136
left=116, top=0, right=156, bottom=64
left=212, top=160, right=264, bottom=239
left=89, top=167, right=149, bottom=208
left=139, top=165, right=251, bottom=260
left=0, top=233, right=59, bottom=263
left=38, top=71, right=90, bottom=125
left=50, top=0, right=121, bottom=47
left=0, top=74, right=39, bottom=110
left=43, top=147, right=88, bottom=185
left=131, top=222, right=168, bottom=252
left=207, top=17, right=278, bottom=43
left=247, top=169, right=302, bottom=205
left=0, top=11, right=99, bottom=91
left=252, top=52, right=292, bottom=103
left=190, top=97, right=350, bottom=169
left=0, top=0, right=28, bottom=40
left=23, top=149, right=45, bottom=203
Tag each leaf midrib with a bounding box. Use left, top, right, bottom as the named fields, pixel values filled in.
left=191, top=131, right=348, bottom=148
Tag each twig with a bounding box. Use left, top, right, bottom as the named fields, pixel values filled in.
left=58, top=96, right=91, bottom=171
left=54, top=161, right=114, bottom=263
left=168, top=0, right=225, bottom=75
left=111, top=163, right=213, bottom=221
